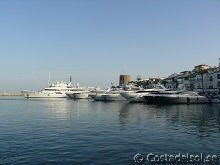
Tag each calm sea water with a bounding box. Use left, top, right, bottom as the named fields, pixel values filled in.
left=0, top=97, right=220, bottom=164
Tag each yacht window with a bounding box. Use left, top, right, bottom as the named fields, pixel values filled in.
left=45, top=89, right=58, bottom=91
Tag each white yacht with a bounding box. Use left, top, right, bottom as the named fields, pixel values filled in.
left=66, top=86, right=105, bottom=99
left=93, top=93, right=108, bottom=101
left=88, top=87, right=105, bottom=99
left=143, top=86, right=186, bottom=103
left=93, top=87, right=111, bottom=101
left=65, top=83, right=90, bottom=99
left=121, top=85, right=167, bottom=103
left=144, top=91, right=211, bottom=104
left=93, top=84, right=140, bottom=101
left=21, top=81, right=77, bottom=98
left=102, top=90, right=126, bottom=101
left=93, top=86, right=125, bottom=101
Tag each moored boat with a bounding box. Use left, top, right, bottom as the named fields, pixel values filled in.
left=21, top=81, right=77, bottom=98
left=93, top=93, right=107, bottom=101
left=144, top=91, right=211, bottom=104
left=121, top=85, right=167, bottom=103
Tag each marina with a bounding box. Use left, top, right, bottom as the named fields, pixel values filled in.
left=1, top=1, right=220, bottom=164
left=17, top=60, right=220, bottom=105
left=19, top=72, right=220, bottom=105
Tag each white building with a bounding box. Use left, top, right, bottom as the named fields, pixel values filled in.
left=193, top=75, right=203, bottom=92
left=203, top=69, right=220, bottom=94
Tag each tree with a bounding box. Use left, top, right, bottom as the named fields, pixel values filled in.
left=137, top=75, right=142, bottom=81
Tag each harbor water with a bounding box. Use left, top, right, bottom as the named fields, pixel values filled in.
left=0, top=97, right=220, bottom=164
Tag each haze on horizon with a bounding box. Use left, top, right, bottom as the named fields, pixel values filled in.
left=0, top=0, right=220, bottom=92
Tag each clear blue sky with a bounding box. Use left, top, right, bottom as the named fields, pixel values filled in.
left=0, top=0, right=220, bottom=92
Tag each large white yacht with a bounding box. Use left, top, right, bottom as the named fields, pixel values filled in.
left=93, top=86, right=121, bottom=101
left=145, top=91, right=211, bottom=104
left=121, top=85, right=167, bottom=103
left=93, top=85, right=138, bottom=101
left=93, top=87, right=111, bottom=101
left=88, top=87, right=105, bottom=99
left=143, top=86, right=186, bottom=103
left=93, top=93, right=107, bottom=101
left=21, top=81, right=79, bottom=98
left=102, top=89, right=126, bottom=101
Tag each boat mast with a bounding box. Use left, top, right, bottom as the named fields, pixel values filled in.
left=48, top=70, right=51, bottom=87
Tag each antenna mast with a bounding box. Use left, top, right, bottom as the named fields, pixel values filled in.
left=48, top=70, right=51, bottom=87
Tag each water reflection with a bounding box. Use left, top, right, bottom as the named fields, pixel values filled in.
left=22, top=98, right=220, bottom=139
left=32, top=98, right=74, bottom=120
left=118, top=103, right=220, bottom=138
left=1, top=97, right=220, bottom=164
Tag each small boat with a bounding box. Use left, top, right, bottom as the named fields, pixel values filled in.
left=144, top=91, right=211, bottom=104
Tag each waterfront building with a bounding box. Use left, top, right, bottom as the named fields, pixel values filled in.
left=203, top=67, right=220, bottom=94
left=163, top=73, right=179, bottom=90
left=193, top=74, right=203, bottom=92
left=162, top=62, right=219, bottom=93
left=175, top=71, right=194, bottom=90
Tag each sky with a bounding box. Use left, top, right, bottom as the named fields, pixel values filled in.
left=0, top=0, right=220, bottom=92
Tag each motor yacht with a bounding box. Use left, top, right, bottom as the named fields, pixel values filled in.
left=102, top=90, right=126, bottom=101
left=93, top=86, right=125, bottom=101
left=143, top=86, right=186, bottom=103
left=88, top=87, right=105, bottom=99
left=121, top=85, right=167, bottom=103
left=144, top=91, right=211, bottom=104
left=21, top=81, right=78, bottom=98
left=93, top=93, right=107, bottom=101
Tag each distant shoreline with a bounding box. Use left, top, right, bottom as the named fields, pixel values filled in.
left=0, top=93, right=23, bottom=96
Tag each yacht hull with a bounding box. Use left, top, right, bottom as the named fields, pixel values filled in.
left=121, top=92, right=146, bottom=103
left=21, top=90, right=68, bottom=98
left=103, top=94, right=126, bottom=101
left=145, top=94, right=211, bottom=104
left=74, top=93, right=90, bottom=99
left=93, top=94, right=107, bottom=101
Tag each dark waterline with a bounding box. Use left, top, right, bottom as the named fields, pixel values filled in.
left=0, top=97, right=220, bottom=164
